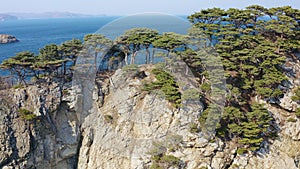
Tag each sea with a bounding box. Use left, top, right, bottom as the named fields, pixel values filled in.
left=0, top=15, right=190, bottom=68
left=0, top=17, right=118, bottom=64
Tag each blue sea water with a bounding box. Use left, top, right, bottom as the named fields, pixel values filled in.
left=0, top=17, right=119, bottom=63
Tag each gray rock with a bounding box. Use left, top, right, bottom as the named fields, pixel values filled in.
left=279, top=92, right=298, bottom=111
left=0, top=83, right=79, bottom=169
left=0, top=65, right=300, bottom=169
left=0, top=34, right=19, bottom=44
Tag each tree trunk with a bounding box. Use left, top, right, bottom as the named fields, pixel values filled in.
left=131, top=51, right=138, bottom=64
left=185, top=65, right=189, bottom=75
left=145, top=48, right=150, bottom=64
left=125, top=53, right=128, bottom=65
left=165, top=51, right=170, bottom=65
left=151, top=48, right=156, bottom=64
left=63, top=61, right=67, bottom=76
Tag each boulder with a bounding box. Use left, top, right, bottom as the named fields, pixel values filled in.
left=0, top=34, right=19, bottom=44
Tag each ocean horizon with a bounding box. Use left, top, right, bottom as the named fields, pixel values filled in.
left=0, top=15, right=189, bottom=65
left=0, top=17, right=119, bottom=63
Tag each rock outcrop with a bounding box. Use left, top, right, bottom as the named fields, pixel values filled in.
left=0, top=83, right=79, bottom=169
left=0, top=34, right=19, bottom=44
left=77, top=67, right=207, bottom=169
left=0, top=65, right=299, bottom=169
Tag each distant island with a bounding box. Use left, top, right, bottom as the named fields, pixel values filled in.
left=0, top=34, right=19, bottom=44
left=0, top=12, right=105, bottom=21
left=0, top=14, right=18, bottom=21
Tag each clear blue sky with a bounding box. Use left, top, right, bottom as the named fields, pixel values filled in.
left=1, top=0, right=299, bottom=15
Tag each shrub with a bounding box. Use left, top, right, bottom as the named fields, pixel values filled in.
left=18, top=108, right=37, bottom=121
left=13, top=84, right=24, bottom=89
left=104, top=115, right=114, bottom=123
left=143, top=69, right=181, bottom=108
left=154, top=62, right=165, bottom=70
left=295, top=108, right=300, bottom=118
left=122, top=64, right=138, bottom=72
left=150, top=154, right=181, bottom=169
left=200, top=82, right=211, bottom=94
left=160, top=155, right=180, bottom=166
left=148, top=141, right=167, bottom=157
left=292, top=87, right=300, bottom=102
left=287, top=117, right=297, bottom=123
left=198, top=104, right=222, bottom=133
left=166, top=134, right=183, bottom=152
left=215, top=104, right=275, bottom=153
left=237, top=148, right=247, bottom=155
left=182, top=88, right=201, bottom=101
left=231, top=164, right=240, bottom=169
left=189, top=122, right=200, bottom=133
left=150, top=162, right=163, bottom=169
left=62, top=89, right=69, bottom=95
left=199, top=167, right=208, bottom=169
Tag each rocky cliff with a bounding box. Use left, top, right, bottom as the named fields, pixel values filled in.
left=0, top=65, right=299, bottom=169
left=0, top=34, right=19, bottom=44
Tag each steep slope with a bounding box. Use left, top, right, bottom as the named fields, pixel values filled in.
left=0, top=83, right=80, bottom=169
left=0, top=65, right=299, bottom=169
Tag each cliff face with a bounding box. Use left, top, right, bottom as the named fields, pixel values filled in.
left=0, top=65, right=299, bottom=169
left=0, top=83, right=79, bottom=169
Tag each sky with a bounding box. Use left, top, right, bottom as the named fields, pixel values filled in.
left=0, top=0, right=299, bottom=15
